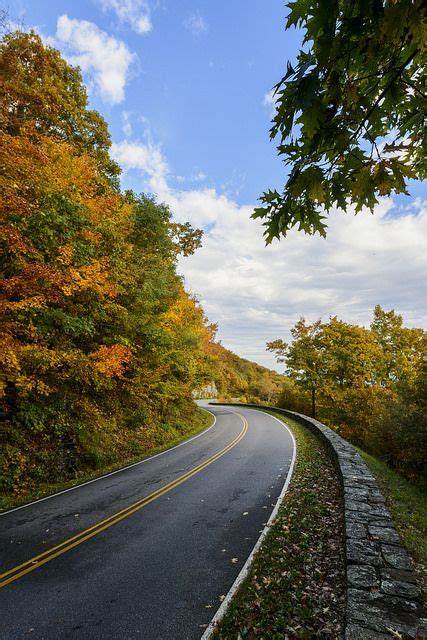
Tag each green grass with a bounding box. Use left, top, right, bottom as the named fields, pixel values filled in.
left=214, top=409, right=346, bottom=639
left=0, top=407, right=214, bottom=513
left=357, top=447, right=427, bottom=597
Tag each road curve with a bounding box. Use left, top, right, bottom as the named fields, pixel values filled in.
left=0, top=405, right=294, bottom=640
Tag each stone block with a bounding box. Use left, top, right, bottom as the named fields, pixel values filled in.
left=381, top=544, right=412, bottom=571
left=381, top=567, right=417, bottom=585
left=345, top=487, right=370, bottom=500
left=347, top=521, right=368, bottom=540
left=347, top=588, right=421, bottom=637
left=346, top=499, right=374, bottom=513
left=368, top=518, right=394, bottom=528
left=368, top=526, right=400, bottom=545
left=347, top=564, right=379, bottom=589
left=380, top=579, right=421, bottom=599
left=344, top=477, right=377, bottom=487
left=346, top=510, right=369, bottom=523
left=345, top=624, right=391, bottom=639
left=347, top=540, right=381, bottom=566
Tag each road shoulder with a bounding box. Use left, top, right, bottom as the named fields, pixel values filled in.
left=0, top=407, right=215, bottom=514
left=207, top=410, right=346, bottom=638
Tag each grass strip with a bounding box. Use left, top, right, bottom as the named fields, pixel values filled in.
left=0, top=407, right=214, bottom=513
left=214, top=410, right=346, bottom=639
left=357, top=448, right=427, bottom=600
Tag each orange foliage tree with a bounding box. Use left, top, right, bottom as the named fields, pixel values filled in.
left=0, top=32, right=215, bottom=494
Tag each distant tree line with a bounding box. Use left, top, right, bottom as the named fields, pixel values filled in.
left=268, top=307, right=426, bottom=479
left=209, top=343, right=284, bottom=404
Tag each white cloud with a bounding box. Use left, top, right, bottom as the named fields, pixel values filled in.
left=184, top=12, right=208, bottom=36
left=96, top=0, right=152, bottom=34
left=111, top=139, right=427, bottom=370
left=263, top=89, right=275, bottom=106
left=122, top=111, right=132, bottom=137
left=174, top=171, right=206, bottom=185
left=55, top=15, right=135, bottom=104
left=263, top=89, right=277, bottom=117
left=111, top=139, right=169, bottom=192
left=191, top=171, right=206, bottom=182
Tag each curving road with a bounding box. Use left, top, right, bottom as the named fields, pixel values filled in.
left=0, top=404, right=295, bottom=640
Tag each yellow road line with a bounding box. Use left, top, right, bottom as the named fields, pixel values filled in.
left=0, top=414, right=248, bottom=588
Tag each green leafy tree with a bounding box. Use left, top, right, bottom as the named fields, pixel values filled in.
left=320, top=316, right=383, bottom=392
left=267, top=319, right=324, bottom=417
left=268, top=309, right=426, bottom=478
left=254, top=0, right=426, bottom=242
left=371, top=305, right=425, bottom=388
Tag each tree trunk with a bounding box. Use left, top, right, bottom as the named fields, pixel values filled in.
left=311, top=386, right=316, bottom=418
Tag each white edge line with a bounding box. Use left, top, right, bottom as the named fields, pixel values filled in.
left=0, top=408, right=217, bottom=517
left=201, top=407, right=297, bottom=640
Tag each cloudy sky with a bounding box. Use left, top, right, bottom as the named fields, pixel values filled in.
left=11, top=0, right=427, bottom=370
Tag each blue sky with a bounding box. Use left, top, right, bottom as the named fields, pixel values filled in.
left=10, top=1, right=427, bottom=370
left=14, top=0, right=296, bottom=203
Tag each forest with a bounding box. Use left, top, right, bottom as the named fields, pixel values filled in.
left=1, top=28, right=424, bottom=501
left=268, top=307, right=426, bottom=480
left=205, top=342, right=283, bottom=403
left=0, top=31, right=281, bottom=497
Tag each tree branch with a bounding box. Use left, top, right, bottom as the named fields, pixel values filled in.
left=350, top=49, right=419, bottom=144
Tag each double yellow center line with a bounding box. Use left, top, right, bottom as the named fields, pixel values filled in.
left=1, top=413, right=248, bottom=589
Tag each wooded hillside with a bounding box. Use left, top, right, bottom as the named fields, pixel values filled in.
left=209, top=342, right=283, bottom=403
left=0, top=31, right=281, bottom=497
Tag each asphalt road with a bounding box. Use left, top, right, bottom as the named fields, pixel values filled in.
left=0, top=404, right=295, bottom=640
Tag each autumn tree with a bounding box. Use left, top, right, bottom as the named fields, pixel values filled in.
left=268, top=309, right=426, bottom=478
left=267, top=319, right=324, bottom=417
left=254, top=1, right=426, bottom=241
left=0, top=32, right=213, bottom=494
left=371, top=305, right=425, bottom=387
left=320, top=316, right=382, bottom=392
left=0, top=30, right=119, bottom=183
left=268, top=317, right=383, bottom=417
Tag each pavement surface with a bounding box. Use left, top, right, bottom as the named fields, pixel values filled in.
left=0, top=404, right=294, bottom=640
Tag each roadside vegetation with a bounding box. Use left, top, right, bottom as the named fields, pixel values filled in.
left=268, top=307, right=426, bottom=482
left=214, top=411, right=346, bottom=639
left=0, top=407, right=214, bottom=513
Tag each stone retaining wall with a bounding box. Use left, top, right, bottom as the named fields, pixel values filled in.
left=212, top=403, right=426, bottom=639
